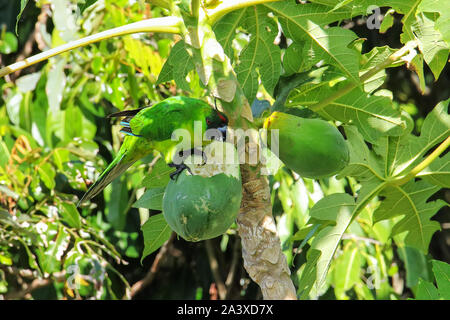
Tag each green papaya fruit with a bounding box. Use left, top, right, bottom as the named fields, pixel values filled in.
left=263, top=112, right=349, bottom=178
left=163, top=142, right=242, bottom=242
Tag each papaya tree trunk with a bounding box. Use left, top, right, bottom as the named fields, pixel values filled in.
left=177, top=3, right=297, bottom=299
left=237, top=164, right=297, bottom=300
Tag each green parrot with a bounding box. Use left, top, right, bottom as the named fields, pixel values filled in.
left=77, top=96, right=228, bottom=206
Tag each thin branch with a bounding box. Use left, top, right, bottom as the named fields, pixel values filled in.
left=391, top=135, right=450, bottom=186
left=129, top=233, right=174, bottom=298
left=205, top=240, right=227, bottom=300
left=341, top=234, right=382, bottom=245
left=191, top=0, right=201, bottom=18
left=4, top=272, right=66, bottom=300
left=225, top=238, right=240, bottom=287
left=11, top=4, right=50, bottom=81
left=0, top=17, right=182, bottom=78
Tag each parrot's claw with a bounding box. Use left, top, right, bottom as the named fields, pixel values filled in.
left=178, top=148, right=208, bottom=166
left=168, top=162, right=193, bottom=180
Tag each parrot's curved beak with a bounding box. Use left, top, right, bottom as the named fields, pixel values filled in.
left=218, top=125, right=227, bottom=141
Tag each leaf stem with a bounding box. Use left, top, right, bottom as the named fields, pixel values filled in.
left=0, top=17, right=182, bottom=78
left=390, top=135, right=450, bottom=186
left=309, top=41, right=418, bottom=112
left=191, top=0, right=201, bottom=18
left=206, top=0, right=281, bottom=24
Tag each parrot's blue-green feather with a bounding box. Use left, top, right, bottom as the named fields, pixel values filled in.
left=120, top=127, right=142, bottom=137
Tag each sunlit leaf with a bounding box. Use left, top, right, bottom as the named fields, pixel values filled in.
left=141, top=214, right=172, bottom=263
left=374, top=180, right=445, bottom=253
left=15, top=0, right=29, bottom=34
left=298, top=193, right=356, bottom=299
left=58, top=201, right=82, bottom=229
left=141, top=158, right=172, bottom=189
left=38, top=162, right=56, bottom=190
left=398, top=246, right=430, bottom=288
left=432, top=260, right=450, bottom=299
left=133, top=187, right=165, bottom=211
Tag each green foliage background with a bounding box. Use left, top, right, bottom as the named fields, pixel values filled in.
left=0, top=0, right=449, bottom=300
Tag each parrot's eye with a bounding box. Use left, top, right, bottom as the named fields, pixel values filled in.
left=206, top=118, right=212, bottom=125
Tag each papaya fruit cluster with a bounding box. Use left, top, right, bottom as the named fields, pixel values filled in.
left=164, top=112, right=349, bottom=242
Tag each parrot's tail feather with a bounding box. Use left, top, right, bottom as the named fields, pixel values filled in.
left=120, top=127, right=142, bottom=137
left=107, top=107, right=148, bottom=119
left=120, top=121, right=131, bottom=128
left=77, top=153, right=134, bottom=207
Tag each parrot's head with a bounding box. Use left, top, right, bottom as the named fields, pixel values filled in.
left=206, top=109, right=228, bottom=141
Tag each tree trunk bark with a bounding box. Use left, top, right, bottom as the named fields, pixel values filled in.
left=237, top=164, right=297, bottom=300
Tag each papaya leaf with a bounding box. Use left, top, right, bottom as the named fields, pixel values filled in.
left=133, top=187, right=165, bottom=211
left=417, top=152, right=450, bottom=188
left=391, top=1, right=420, bottom=45
left=380, top=0, right=450, bottom=85
left=289, top=75, right=405, bottom=143
left=338, top=125, right=385, bottom=181
left=213, top=8, right=247, bottom=60
left=287, top=66, right=345, bottom=106
left=333, top=243, right=363, bottom=299
left=298, top=193, right=356, bottom=299
left=283, top=43, right=315, bottom=76
left=297, top=249, right=321, bottom=299
left=397, top=246, right=430, bottom=288
left=380, top=9, right=395, bottom=34
left=141, top=158, right=172, bottom=189
left=123, top=36, right=163, bottom=80
left=415, top=278, right=440, bottom=300
left=373, top=180, right=446, bottom=253
left=380, top=99, right=450, bottom=177
left=141, top=214, right=172, bottom=263
left=104, top=176, right=129, bottom=231
left=411, top=12, right=449, bottom=80
left=367, top=2, right=429, bottom=87
left=225, top=6, right=280, bottom=103
left=267, top=1, right=364, bottom=27
left=156, top=41, right=194, bottom=91
left=360, top=46, right=403, bottom=93
left=267, top=2, right=360, bottom=84
left=432, top=260, right=450, bottom=299
left=319, top=89, right=405, bottom=143
left=409, top=51, right=428, bottom=93
left=413, top=260, right=450, bottom=299
left=417, top=0, right=450, bottom=46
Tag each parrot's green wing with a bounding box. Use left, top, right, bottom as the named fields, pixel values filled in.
left=129, top=97, right=212, bottom=162
left=130, top=96, right=210, bottom=141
